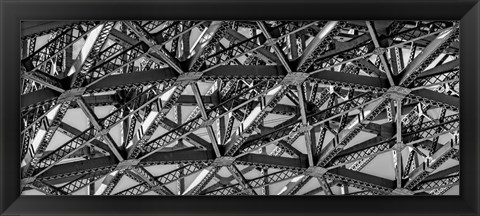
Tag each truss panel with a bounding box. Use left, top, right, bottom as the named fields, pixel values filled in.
left=20, top=20, right=460, bottom=196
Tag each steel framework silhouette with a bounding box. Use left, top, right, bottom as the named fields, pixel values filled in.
left=20, top=21, right=460, bottom=195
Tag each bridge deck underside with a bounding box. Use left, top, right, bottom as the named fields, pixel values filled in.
left=20, top=20, right=460, bottom=196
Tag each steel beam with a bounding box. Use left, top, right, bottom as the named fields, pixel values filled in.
left=115, top=163, right=210, bottom=195
left=188, top=21, right=227, bottom=71
left=126, top=83, right=187, bottom=159
left=297, top=85, right=315, bottom=166
left=397, top=27, right=458, bottom=87
left=21, top=20, right=460, bottom=196
left=22, top=70, right=65, bottom=93
left=21, top=89, right=60, bottom=109
left=191, top=83, right=222, bottom=157
left=56, top=122, right=112, bottom=155
left=123, top=21, right=183, bottom=74
left=328, top=115, right=459, bottom=169
left=317, top=97, right=390, bottom=167
left=29, top=84, right=176, bottom=178
left=225, top=29, right=279, bottom=64
left=404, top=139, right=459, bottom=190
left=22, top=23, right=114, bottom=180
left=76, top=98, right=124, bottom=161
left=131, top=167, right=174, bottom=195
left=366, top=21, right=395, bottom=86
left=256, top=21, right=292, bottom=72
left=415, top=58, right=459, bottom=79
left=17, top=66, right=391, bottom=102
left=296, top=21, right=339, bottom=72
left=138, top=81, right=280, bottom=159
left=410, top=89, right=459, bottom=108
left=159, top=118, right=212, bottom=150
left=393, top=99, right=403, bottom=188
left=236, top=154, right=308, bottom=170
left=325, top=167, right=395, bottom=194
left=183, top=167, right=220, bottom=195
left=223, top=85, right=287, bottom=156
left=227, top=165, right=257, bottom=195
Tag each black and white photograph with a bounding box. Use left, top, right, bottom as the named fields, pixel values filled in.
left=20, top=20, right=460, bottom=196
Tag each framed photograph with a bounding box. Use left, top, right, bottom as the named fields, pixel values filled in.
left=1, top=0, right=479, bottom=215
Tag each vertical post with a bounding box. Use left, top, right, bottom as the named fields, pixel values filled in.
left=395, top=99, right=403, bottom=188
left=297, top=84, right=314, bottom=166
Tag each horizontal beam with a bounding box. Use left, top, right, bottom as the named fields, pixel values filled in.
left=142, top=148, right=216, bottom=164
left=416, top=59, right=459, bottom=79
left=24, top=90, right=295, bottom=119
left=37, top=156, right=118, bottom=182
left=177, top=95, right=220, bottom=106
left=37, top=148, right=216, bottom=182
left=236, top=154, right=308, bottom=170
left=21, top=88, right=60, bottom=109
left=23, top=65, right=392, bottom=108
left=205, top=65, right=288, bottom=77
left=327, top=167, right=396, bottom=191
left=309, top=71, right=390, bottom=89
left=87, top=68, right=179, bottom=92
left=90, top=65, right=389, bottom=92
left=72, top=94, right=121, bottom=107
left=410, top=89, right=459, bottom=108
left=330, top=120, right=395, bottom=138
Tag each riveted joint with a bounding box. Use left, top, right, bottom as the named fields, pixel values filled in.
left=116, top=159, right=139, bottom=170
left=57, top=87, right=86, bottom=103
left=212, top=156, right=235, bottom=167
left=304, top=166, right=328, bottom=177
left=299, top=124, right=313, bottom=133
left=281, top=72, right=309, bottom=85
left=383, top=86, right=411, bottom=100
left=200, top=119, right=216, bottom=128
left=98, top=129, right=110, bottom=137
left=21, top=177, right=36, bottom=187
left=21, top=71, right=32, bottom=79
left=393, top=142, right=406, bottom=150
left=373, top=47, right=386, bottom=55
left=264, top=38, right=278, bottom=46
left=149, top=44, right=163, bottom=52
left=177, top=72, right=203, bottom=82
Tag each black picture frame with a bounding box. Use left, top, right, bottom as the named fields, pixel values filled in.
left=1, top=0, right=479, bottom=215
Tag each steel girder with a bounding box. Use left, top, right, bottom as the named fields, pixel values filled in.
left=20, top=20, right=459, bottom=196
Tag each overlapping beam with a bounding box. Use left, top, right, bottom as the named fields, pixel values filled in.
left=22, top=23, right=115, bottom=181
left=21, top=21, right=460, bottom=196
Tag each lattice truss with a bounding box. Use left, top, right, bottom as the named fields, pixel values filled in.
left=20, top=20, right=460, bottom=196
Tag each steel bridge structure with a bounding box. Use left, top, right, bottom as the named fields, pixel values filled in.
left=20, top=20, right=460, bottom=196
